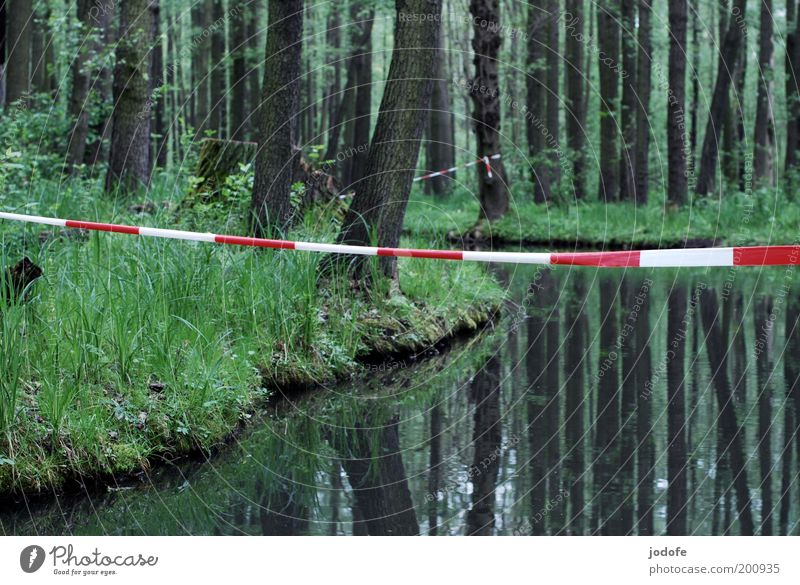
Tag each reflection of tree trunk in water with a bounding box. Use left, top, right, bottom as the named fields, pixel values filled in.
left=544, top=275, right=563, bottom=534
left=330, top=460, right=342, bottom=536
left=667, top=284, right=688, bottom=534
left=564, top=272, right=588, bottom=535
left=340, top=415, right=420, bottom=536
left=688, top=302, right=699, bottom=522
left=730, top=291, right=748, bottom=404
left=594, top=276, right=621, bottom=534
left=258, top=486, right=310, bottom=535
left=466, top=356, right=502, bottom=535
left=619, top=279, right=638, bottom=533
left=526, top=275, right=548, bottom=535
left=755, top=296, right=775, bottom=535
left=781, top=296, right=800, bottom=535
left=428, top=402, right=442, bottom=535
left=635, top=276, right=654, bottom=535
left=699, top=287, right=754, bottom=535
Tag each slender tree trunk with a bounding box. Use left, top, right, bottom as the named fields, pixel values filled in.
left=785, top=0, right=800, bottom=172
left=246, top=0, right=262, bottom=140
left=426, top=30, right=456, bottom=196
left=192, top=2, right=210, bottom=135
left=597, top=1, right=620, bottom=202
left=231, top=3, right=248, bottom=140
left=689, top=0, right=700, bottom=177
left=151, top=0, right=167, bottom=168
left=5, top=0, right=32, bottom=107
left=619, top=0, right=637, bottom=201
left=527, top=1, right=550, bottom=203
left=0, top=2, right=6, bottom=107
left=209, top=0, right=226, bottom=137
left=348, top=7, right=374, bottom=188
left=105, top=0, right=154, bottom=194
left=323, top=10, right=341, bottom=157
left=634, top=0, right=652, bottom=203
left=470, top=0, right=508, bottom=221
left=753, top=0, right=775, bottom=186
left=66, top=0, right=94, bottom=171
left=668, top=0, right=689, bottom=205
left=545, top=0, right=560, bottom=194
left=85, top=0, right=115, bottom=169
left=666, top=284, right=688, bottom=534
left=564, top=0, right=586, bottom=200
left=695, top=0, right=747, bottom=195
left=250, top=0, right=303, bottom=234
left=334, top=0, right=442, bottom=279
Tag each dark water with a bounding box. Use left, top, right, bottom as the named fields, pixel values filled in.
left=2, top=265, right=800, bottom=535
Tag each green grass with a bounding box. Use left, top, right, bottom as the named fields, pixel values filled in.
left=404, top=182, right=800, bottom=248
left=0, top=173, right=504, bottom=494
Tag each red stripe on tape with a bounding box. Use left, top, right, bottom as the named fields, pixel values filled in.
left=551, top=250, right=641, bottom=267
left=65, top=220, right=140, bottom=235
left=377, top=247, right=463, bottom=261
left=734, top=245, right=800, bottom=266
left=214, top=235, right=296, bottom=249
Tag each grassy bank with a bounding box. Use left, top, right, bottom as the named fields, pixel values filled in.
left=404, top=183, right=798, bottom=248
left=0, top=175, right=504, bottom=494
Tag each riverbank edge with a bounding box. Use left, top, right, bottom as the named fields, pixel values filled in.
left=0, top=292, right=503, bottom=499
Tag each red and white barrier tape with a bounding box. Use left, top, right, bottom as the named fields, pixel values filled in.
left=413, top=153, right=501, bottom=182
left=1, top=211, right=798, bottom=267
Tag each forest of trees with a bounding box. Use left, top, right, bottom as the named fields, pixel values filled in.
left=0, top=0, right=798, bottom=263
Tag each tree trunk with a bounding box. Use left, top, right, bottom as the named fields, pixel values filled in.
left=619, top=0, right=637, bottom=201
left=545, top=0, right=560, bottom=194
left=634, top=275, right=654, bottom=534
left=231, top=2, right=248, bottom=141
left=334, top=0, right=442, bottom=279
left=192, top=2, right=210, bottom=135
left=105, top=0, right=153, bottom=194
left=246, top=0, right=262, bottom=140
left=666, top=284, right=688, bottom=534
left=527, top=1, right=550, bottom=203
left=634, top=0, right=652, bottom=203
left=753, top=0, right=775, bottom=186
left=322, top=9, right=341, bottom=158
left=425, top=30, right=455, bottom=196
left=695, top=0, right=747, bottom=195
left=564, top=0, right=586, bottom=200
left=785, top=0, right=800, bottom=172
left=470, top=0, right=508, bottom=221
left=84, top=0, right=115, bottom=169
left=699, top=287, right=755, bottom=535
left=347, top=6, right=374, bottom=189
left=689, top=0, right=700, bottom=178
left=667, top=0, right=689, bottom=205
left=5, top=0, right=32, bottom=107
left=0, top=2, right=6, bottom=107
left=597, top=1, right=620, bottom=202
left=66, top=0, right=95, bottom=171
left=250, top=0, right=303, bottom=234
left=209, top=0, right=226, bottom=137
left=151, top=0, right=167, bottom=168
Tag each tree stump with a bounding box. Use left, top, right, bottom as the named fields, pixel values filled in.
left=186, top=138, right=258, bottom=206
left=3, top=257, right=43, bottom=304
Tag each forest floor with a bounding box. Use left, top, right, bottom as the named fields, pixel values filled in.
left=0, top=173, right=504, bottom=495
left=404, top=184, right=798, bottom=249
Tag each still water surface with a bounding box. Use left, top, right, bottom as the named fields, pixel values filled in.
left=2, top=265, right=799, bottom=535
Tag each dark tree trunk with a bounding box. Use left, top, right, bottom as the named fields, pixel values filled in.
left=250, top=0, right=303, bottom=234
left=597, top=1, right=620, bottom=202
left=667, top=0, right=689, bottom=205
left=783, top=296, right=800, bottom=534
left=689, top=0, right=700, bottom=177
left=786, top=0, right=800, bottom=172
left=105, top=0, right=154, bottom=194
left=66, top=0, right=95, bottom=171
left=84, top=0, right=115, bottom=169
left=425, top=31, right=455, bottom=196
left=5, top=0, right=32, bottom=107
left=246, top=0, right=261, bottom=140
left=347, top=7, right=374, bottom=189
left=231, top=2, right=248, bottom=141
left=192, top=2, right=210, bottom=135
left=334, top=0, right=442, bottom=279
left=695, top=0, right=747, bottom=195
left=564, top=272, right=587, bottom=534
left=527, top=1, right=550, bottom=203
left=634, top=0, right=652, bottom=203
left=753, top=0, right=775, bottom=185
left=618, top=280, right=638, bottom=533
left=151, top=0, right=166, bottom=168
left=754, top=296, right=774, bottom=535
left=470, top=0, right=509, bottom=220
left=545, top=0, right=560, bottom=194
left=619, top=0, right=637, bottom=201
left=322, top=10, right=341, bottom=158
left=699, top=287, right=754, bottom=535
left=666, top=284, right=688, bottom=534
left=465, top=357, right=502, bottom=535
left=209, top=0, right=226, bottom=137
left=0, top=1, right=6, bottom=107
left=564, top=0, right=586, bottom=200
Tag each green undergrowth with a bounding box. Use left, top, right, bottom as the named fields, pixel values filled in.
left=404, top=183, right=800, bottom=248
left=0, top=174, right=504, bottom=495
